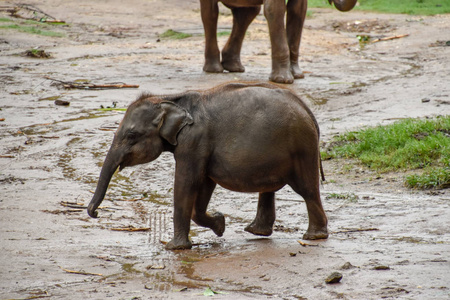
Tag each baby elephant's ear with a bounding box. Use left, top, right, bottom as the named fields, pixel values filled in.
left=159, top=102, right=193, bottom=145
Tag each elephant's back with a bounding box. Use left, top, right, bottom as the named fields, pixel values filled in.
left=205, top=83, right=316, bottom=131
left=201, top=83, right=319, bottom=155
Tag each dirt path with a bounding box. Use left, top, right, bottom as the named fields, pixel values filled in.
left=1, top=1, right=449, bottom=299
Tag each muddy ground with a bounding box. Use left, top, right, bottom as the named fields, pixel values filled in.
left=0, top=0, right=449, bottom=299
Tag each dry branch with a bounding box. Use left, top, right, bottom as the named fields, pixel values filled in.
left=110, top=226, right=150, bottom=232
left=44, top=77, right=139, bottom=90
left=59, top=266, right=103, bottom=276
left=371, top=34, right=409, bottom=44
left=60, top=201, right=86, bottom=209
left=6, top=4, right=66, bottom=24
left=297, top=240, right=319, bottom=247
left=333, top=228, right=379, bottom=234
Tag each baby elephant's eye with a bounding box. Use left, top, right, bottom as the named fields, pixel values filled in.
left=127, top=131, right=139, bottom=140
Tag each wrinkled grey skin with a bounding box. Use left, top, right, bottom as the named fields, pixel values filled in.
left=200, top=0, right=357, bottom=83
left=88, top=82, right=328, bottom=250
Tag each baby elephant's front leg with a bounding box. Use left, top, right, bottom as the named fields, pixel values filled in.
left=165, top=174, right=198, bottom=250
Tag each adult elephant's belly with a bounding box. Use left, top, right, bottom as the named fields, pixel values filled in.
left=219, top=0, right=263, bottom=8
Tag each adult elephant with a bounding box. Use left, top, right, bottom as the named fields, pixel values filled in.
left=200, top=0, right=357, bottom=83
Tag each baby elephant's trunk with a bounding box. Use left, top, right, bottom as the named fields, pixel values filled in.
left=87, top=147, right=120, bottom=218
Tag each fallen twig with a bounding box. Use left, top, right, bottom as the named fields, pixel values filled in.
left=297, top=240, right=319, bottom=247
left=112, top=197, right=145, bottom=202
left=7, top=4, right=66, bottom=24
left=59, top=266, right=103, bottom=276
left=60, top=201, right=86, bottom=209
left=371, top=34, right=409, bottom=44
left=44, top=76, right=139, bottom=90
left=41, top=209, right=83, bottom=214
left=88, top=191, right=144, bottom=202
left=110, top=226, right=150, bottom=232
left=333, top=228, right=379, bottom=234
left=0, top=155, right=15, bottom=158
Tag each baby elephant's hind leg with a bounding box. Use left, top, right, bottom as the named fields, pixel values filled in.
left=191, top=178, right=225, bottom=237
left=245, top=192, right=276, bottom=236
left=290, top=159, right=328, bottom=240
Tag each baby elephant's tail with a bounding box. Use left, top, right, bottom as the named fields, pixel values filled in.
left=320, top=156, right=325, bottom=182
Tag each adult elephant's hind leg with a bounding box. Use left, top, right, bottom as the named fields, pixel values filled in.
left=286, top=0, right=307, bottom=79
left=191, top=178, right=225, bottom=237
left=200, top=0, right=223, bottom=73
left=290, top=159, right=328, bottom=240
left=245, top=192, right=276, bottom=236
left=222, top=6, right=261, bottom=72
left=264, top=0, right=294, bottom=83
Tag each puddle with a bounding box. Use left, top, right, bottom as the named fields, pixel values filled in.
left=304, top=93, right=329, bottom=106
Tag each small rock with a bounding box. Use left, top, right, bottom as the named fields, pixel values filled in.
left=325, top=272, right=343, bottom=284
left=374, top=265, right=390, bottom=270
left=341, top=262, right=355, bottom=270
left=421, top=98, right=430, bottom=103
left=289, top=252, right=297, bottom=257
left=55, top=100, right=70, bottom=106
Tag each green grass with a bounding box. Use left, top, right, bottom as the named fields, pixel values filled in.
left=0, top=18, right=64, bottom=37
left=160, top=29, right=192, bottom=39
left=308, top=0, right=450, bottom=15
left=326, top=192, right=359, bottom=202
left=324, top=116, right=450, bottom=189
left=97, top=108, right=127, bottom=112
left=217, top=31, right=231, bottom=37
left=406, top=167, right=450, bottom=189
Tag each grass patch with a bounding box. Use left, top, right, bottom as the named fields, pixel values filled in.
left=25, top=49, right=51, bottom=58
left=0, top=23, right=64, bottom=37
left=97, top=108, right=127, bottom=112
left=308, top=0, right=450, bottom=15
left=217, top=31, right=231, bottom=37
left=159, top=29, right=192, bottom=39
left=323, top=116, right=450, bottom=189
left=326, top=192, right=359, bottom=202
left=406, top=167, right=450, bottom=189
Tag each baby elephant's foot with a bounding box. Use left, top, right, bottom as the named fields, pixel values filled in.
left=211, top=212, right=225, bottom=237
left=302, top=227, right=329, bottom=240
left=165, top=238, right=192, bottom=250
left=244, top=221, right=273, bottom=237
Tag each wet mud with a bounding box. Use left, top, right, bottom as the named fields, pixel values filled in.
left=1, top=0, right=449, bottom=299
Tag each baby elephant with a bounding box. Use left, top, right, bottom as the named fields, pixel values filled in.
left=87, top=82, right=328, bottom=250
